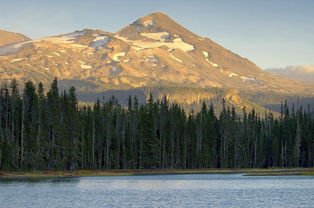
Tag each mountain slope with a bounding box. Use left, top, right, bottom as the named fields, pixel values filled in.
left=266, top=65, right=314, bottom=83
left=0, top=30, right=31, bottom=47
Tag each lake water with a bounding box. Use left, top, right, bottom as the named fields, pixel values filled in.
left=0, top=174, right=313, bottom=208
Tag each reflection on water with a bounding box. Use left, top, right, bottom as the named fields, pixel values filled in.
left=0, top=177, right=80, bottom=184
left=0, top=174, right=313, bottom=208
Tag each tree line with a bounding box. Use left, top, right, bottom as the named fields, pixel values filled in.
left=0, top=78, right=313, bottom=171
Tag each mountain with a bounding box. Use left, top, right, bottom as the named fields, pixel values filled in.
left=266, top=65, right=314, bottom=83
left=1, top=12, right=314, bottom=113
left=0, top=30, right=31, bottom=47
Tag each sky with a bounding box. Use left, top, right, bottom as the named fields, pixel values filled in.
left=0, top=0, right=313, bottom=69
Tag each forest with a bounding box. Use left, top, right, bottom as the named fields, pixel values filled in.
left=0, top=78, right=313, bottom=171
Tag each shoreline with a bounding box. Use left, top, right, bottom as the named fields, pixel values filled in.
left=0, top=168, right=313, bottom=179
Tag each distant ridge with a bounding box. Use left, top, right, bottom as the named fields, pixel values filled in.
left=266, top=65, right=314, bottom=83
left=0, top=29, right=31, bottom=47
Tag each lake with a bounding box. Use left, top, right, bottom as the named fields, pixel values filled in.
left=0, top=174, right=313, bottom=208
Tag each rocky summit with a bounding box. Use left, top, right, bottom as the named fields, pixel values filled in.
left=1, top=12, right=314, bottom=113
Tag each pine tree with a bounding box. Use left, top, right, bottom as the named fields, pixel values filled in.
left=47, top=78, right=61, bottom=169
left=22, top=80, right=38, bottom=169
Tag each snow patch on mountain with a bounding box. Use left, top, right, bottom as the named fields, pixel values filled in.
left=81, top=64, right=92, bottom=69
left=172, top=38, right=194, bottom=52
left=241, top=76, right=255, bottom=82
left=115, top=35, right=194, bottom=52
left=91, top=34, right=110, bottom=48
left=240, top=76, right=263, bottom=85
left=229, top=73, right=238, bottom=78
left=170, top=54, right=182, bottom=63
left=41, top=66, right=50, bottom=71
left=132, top=46, right=144, bottom=51
left=143, top=19, right=153, bottom=28
left=70, top=44, right=87, bottom=48
left=145, top=56, right=158, bottom=63
left=10, top=58, right=25, bottom=63
left=112, top=52, right=126, bottom=61
left=206, top=59, right=219, bottom=68
left=141, top=32, right=170, bottom=41
left=202, top=51, right=209, bottom=58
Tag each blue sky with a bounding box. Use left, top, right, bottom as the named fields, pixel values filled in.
left=0, top=0, right=313, bottom=68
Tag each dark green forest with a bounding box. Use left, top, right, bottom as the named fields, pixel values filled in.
left=0, top=78, right=313, bottom=171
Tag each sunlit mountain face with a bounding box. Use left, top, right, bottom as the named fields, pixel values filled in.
left=1, top=12, right=314, bottom=114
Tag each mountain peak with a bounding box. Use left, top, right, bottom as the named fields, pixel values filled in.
left=135, top=12, right=178, bottom=30
left=143, top=11, right=168, bottom=17
left=116, top=12, right=198, bottom=41
left=139, top=11, right=171, bottom=22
